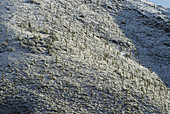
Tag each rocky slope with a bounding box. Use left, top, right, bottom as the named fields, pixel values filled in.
left=0, top=0, right=169, bottom=113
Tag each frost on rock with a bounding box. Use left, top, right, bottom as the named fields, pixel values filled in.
left=0, top=0, right=169, bottom=113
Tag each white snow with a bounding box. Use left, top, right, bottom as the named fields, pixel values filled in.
left=0, top=0, right=169, bottom=113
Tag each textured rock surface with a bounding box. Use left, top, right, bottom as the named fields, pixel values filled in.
left=0, top=0, right=169, bottom=113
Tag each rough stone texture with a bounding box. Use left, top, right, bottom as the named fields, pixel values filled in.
left=0, top=0, right=169, bottom=113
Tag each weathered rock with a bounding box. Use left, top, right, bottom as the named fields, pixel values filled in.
left=165, top=23, right=170, bottom=33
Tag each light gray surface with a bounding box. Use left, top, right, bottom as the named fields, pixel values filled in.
left=0, top=0, right=169, bottom=113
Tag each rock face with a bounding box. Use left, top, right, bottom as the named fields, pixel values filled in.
left=165, top=23, right=170, bottom=33
left=0, top=0, right=169, bottom=113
